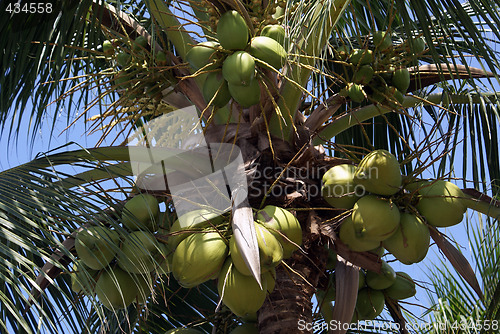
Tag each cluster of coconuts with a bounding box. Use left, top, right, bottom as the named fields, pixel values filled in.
left=99, top=36, right=169, bottom=101
left=336, top=31, right=426, bottom=106
left=168, top=205, right=302, bottom=321
left=317, top=261, right=416, bottom=322
left=185, top=10, right=287, bottom=108
left=71, top=193, right=170, bottom=310
left=321, top=149, right=467, bottom=265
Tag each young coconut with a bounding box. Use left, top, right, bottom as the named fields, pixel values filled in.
left=365, top=260, right=396, bottom=290
left=249, top=36, right=287, bottom=70
left=217, top=10, right=249, bottom=50
left=383, top=213, right=430, bottom=264
left=353, top=149, right=402, bottom=196
left=384, top=272, right=416, bottom=300
left=95, top=267, right=138, bottom=310
left=356, top=288, right=385, bottom=320
left=391, top=68, right=410, bottom=94
left=373, top=31, right=392, bottom=51
left=348, top=83, right=366, bottom=103
left=117, top=231, right=161, bottom=274
left=217, top=259, right=268, bottom=319
left=222, top=51, right=255, bottom=86
left=255, top=205, right=302, bottom=258
left=185, top=41, right=220, bottom=70
left=169, top=209, right=225, bottom=250
left=203, top=72, right=231, bottom=107
left=228, top=78, right=261, bottom=108
left=261, top=25, right=285, bottom=45
left=351, top=195, right=401, bottom=242
left=229, top=222, right=283, bottom=275
left=339, top=216, right=381, bottom=252
left=416, top=180, right=466, bottom=227
left=172, top=231, right=228, bottom=288
left=322, top=164, right=362, bottom=209
left=349, top=49, right=374, bottom=65
left=75, top=226, right=120, bottom=270
left=121, top=193, right=159, bottom=231
left=352, top=65, right=374, bottom=85
left=263, top=267, right=276, bottom=293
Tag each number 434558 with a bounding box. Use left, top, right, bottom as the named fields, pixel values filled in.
left=6, top=2, right=53, bottom=14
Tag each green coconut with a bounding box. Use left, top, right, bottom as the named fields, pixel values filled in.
left=122, top=194, right=159, bottom=231
left=354, top=149, right=402, bottom=196
left=185, top=41, right=220, bottom=70
left=255, top=205, right=302, bottom=258
left=365, top=260, right=396, bottom=290
left=75, top=226, right=120, bottom=270
left=95, top=267, right=138, bottom=310
left=351, top=195, right=401, bottom=242
left=349, top=49, right=373, bottom=65
left=217, top=10, right=249, bottom=50
left=229, top=222, right=283, bottom=275
left=321, top=164, right=361, bottom=209
left=116, top=52, right=131, bottom=67
left=263, top=267, right=276, bottom=293
left=102, top=40, right=114, bottom=54
left=203, top=71, right=231, bottom=107
left=356, top=288, right=385, bottom=320
left=373, top=31, right=392, bottom=51
left=412, top=37, right=426, bottom=54
left=71, top=262, right=99, bottom=295
left=117, top=231, right=161, bottom=274
left=218, top=259, right=268, bottom=319
left=169, top=209, right=224, bottom=250
left=339, top=216, right=381, bottom=252
left=384, top=272, right=416, bottom=300
left=416, top=180, right=466, bottom=227
left=383, top=213, right=430, bottom=264
left=173, top=231, right=228, bottom=288
left=335, top=45, right=351, bottom=60
left=228, top=79, right=261, bottom=108
left=391, top=68, right=410, bottom=94
left=133, top=36, right=148, bottom=51
left=164, top=329, right=203, bottom=334
left=261, top=24, right=286, bottom=45
left=249, top=36, right=287, bottom=70
left=222, top=51, right=255, bottom=86
left=348, top=83, right=365, bottom=103
left=353, top=65, right=374, bottom=85
left=156, top=51, right=168, bottom=65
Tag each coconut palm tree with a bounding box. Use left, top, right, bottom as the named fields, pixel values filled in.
left=1, top=0, right=500, bottom=333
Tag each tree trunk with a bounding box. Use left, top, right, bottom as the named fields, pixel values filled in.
left=258, top=212, right=328, bottom=333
